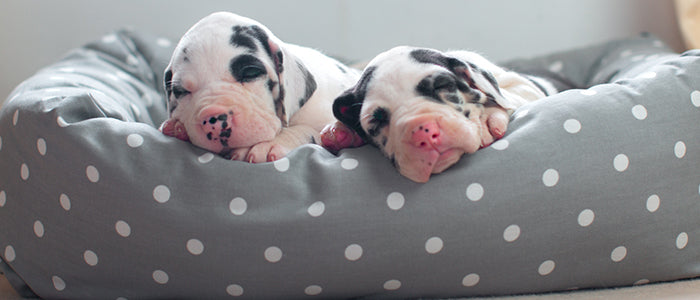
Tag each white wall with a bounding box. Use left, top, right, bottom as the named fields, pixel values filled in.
left=0, top=0, right=684, bottom=104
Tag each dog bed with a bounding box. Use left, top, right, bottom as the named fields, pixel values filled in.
left=0, top=30, right=698, bottom=299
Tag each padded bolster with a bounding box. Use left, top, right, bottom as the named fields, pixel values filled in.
left=1, top=31, right=699, bottom=299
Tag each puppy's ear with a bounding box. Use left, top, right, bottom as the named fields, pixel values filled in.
left=163, top=67, right=178, bottom=113
left=332, top=90, right=367, bottom=139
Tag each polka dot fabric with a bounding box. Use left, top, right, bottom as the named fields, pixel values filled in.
left=1, top=31, right=699, bottom=299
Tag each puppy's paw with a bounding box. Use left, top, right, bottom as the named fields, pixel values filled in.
left=320, top=121, right=366, bottom=153
left=232, top=142, right=288, bottom=163
left=480, top=107, right=510, bottom=148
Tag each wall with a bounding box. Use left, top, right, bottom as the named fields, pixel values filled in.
left=0, top=0, right=684, bottom=104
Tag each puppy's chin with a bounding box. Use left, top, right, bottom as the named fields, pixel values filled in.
left=396, top=148, right=465, bottom=183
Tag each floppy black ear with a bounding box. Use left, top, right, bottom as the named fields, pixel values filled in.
left=333, top=90, right=362, bottom=127
left=332, top=90, right=369, bottom=141
left=163, top=68, right=178, bottom=113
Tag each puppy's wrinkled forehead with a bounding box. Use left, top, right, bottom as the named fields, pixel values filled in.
left=165, top=12, right=284, bottom=113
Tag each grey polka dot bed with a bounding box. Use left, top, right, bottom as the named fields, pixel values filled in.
left=0, top=30, right=699, bottom=299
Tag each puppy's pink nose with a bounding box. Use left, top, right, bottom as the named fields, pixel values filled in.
left=410, top=121, right=441, bottom=149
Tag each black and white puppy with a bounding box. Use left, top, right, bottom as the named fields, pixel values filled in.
left=322, top=46, right=556, bottom=182
left=160, top=12, right=358, bottom=162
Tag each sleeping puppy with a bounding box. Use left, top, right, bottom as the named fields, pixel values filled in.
left=160, top=12, right=358, bottom=162
left=321, top=46, right=556, bottom=182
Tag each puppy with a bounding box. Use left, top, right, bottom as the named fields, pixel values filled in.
left=160, top=12, right=358, bottom=162
left=321, top=46, right=556, bottom=182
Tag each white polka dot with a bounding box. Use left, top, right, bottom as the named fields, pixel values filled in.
left=578, top=209, right=595, bottom=227
left=20, top=163, right=29, bottom=181
left=462, top=273, right=480, bottom=287
left=341, top=158, right=359, bottom=170
left=634, top=279, right=651, bottom=285
left=379, top=279, right=400, bottom=291
left=387, top=192, right=405, bottom=210
left=345, top=244, right=363, bottom=261
left=548, top=61, right=563, bottom=73
left=153, top=185, right=170, bottom=203
left=466, top=183, right=484, bottom=201
left=307, top=201, right=325, bottom=217
left=116, top=220, right=131, bottom=237
left=646, top=194, right=660, bottom=212
left=12, top=110, right=19, bottom=126
left=84, top=250, right=98, bottom=266
left=632, top=105, right=647, bottom=120
left=152, top=270, right=169, bottom=284
left=580, top=89, right=597, bottom=96
left=563, top=119, right=581, bottom=134
left=503, top=224, right=521, bottom=242
left=229, top=197, right=247, bottom=215
left=491, top=139, right=509, bottom=150
left=273, top=157, right=290, bottom=172
left=691, top=90, right=700, bottom=107
left=4, top=245, right=15, bottom=262
left=538, top=260, right=556, bottom=276
left=187, top=239, right=205, bottom=255
left=614, top=154, right=629, bottom=172
left=425, top=237, right=444, bottom=254
left=102, top=34, right=117, bottom=43
left=198, top=153, right=215, bottom=164
left=37, top=138, right=47, bottom=156
left=304, top=285, right=322, bottom=296
left=57, top=116, right=69, bottom=127
left=59, top=194, right=71, bottom=211
left=156, top=38, right=172, bottom=47
left=52, top=275, right=66, bottom=291
left=637, top=71, right=657, bottom=79
left=674, top=141, right=686, bottom=159
left=86, top=165, right=100, bottom=183
left=542, top=169, right=559, bottom=187
left=611, top=246, right=627, bottom=262
left=34, top=220, right=45, bottom=238
left=126, top=134, right=144, bottom=148
left=676, top=232, right=689, bottom=250
left=0, top=191, right=6, bottom=207
left=226, top=284, right=244, bottom=296
left=264, top=246, right=283, bottom=263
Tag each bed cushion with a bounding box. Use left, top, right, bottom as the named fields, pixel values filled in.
left=0, top=30, right=699, bottom=299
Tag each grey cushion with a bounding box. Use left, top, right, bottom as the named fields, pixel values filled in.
left=1, top=30, right=699, bottom=299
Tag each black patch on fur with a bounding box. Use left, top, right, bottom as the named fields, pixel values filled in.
left=231, top=25, right=283, bottom=74
left=367, top=107, right=390, bottom=137
left=416, top=72, right=469, bottom=107
left=164, top=69, right=178, bottom=113
left=411, top=48, right=503, bottom=106
left=229, top=55, right=267, bottom=82
left=267, top=79, right=277, bottom=92
left=410, top=49, right=467, bottom=71
left=332, top=66, right=377, bottom=142
left=164, top=69, right=173, bottom=98
left=231, top=26, right=258, bottom=51
left=296, top=61, right=317, bottom=107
